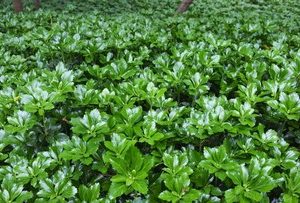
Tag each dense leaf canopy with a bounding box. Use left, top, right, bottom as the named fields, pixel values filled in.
left=0, top=0, right=300, bottom=202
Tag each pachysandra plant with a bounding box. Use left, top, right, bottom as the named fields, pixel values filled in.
left=35, top=170, right=77, bottom=202
left=71, top=109, right=110, bottom=141
left=108, top=146, right=154, bottom=199
left=282, top=166, right=300, bottom=203
left=0, top=0, right=299, bottom=202
left=225, top=158, right=280, bottom=203
left=0, top=174, right=33, bottom=203
left=159, top=152, right=201, bottom=202
left=199, top=145, right=239, bottom=181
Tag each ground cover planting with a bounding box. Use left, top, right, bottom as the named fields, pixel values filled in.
left=0, top=0, right=300, bottom=202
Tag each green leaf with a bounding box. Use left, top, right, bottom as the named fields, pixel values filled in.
left=225, top=189, right=238, bottom=203
left=244, top=190, right=263, bottom=202
left=131, top=179, right=148, bottom=194
left=109, top=158, right=127, bottom=175
left=159, top=191, right=179, bottom=202
left=78, top=183, right=100, bottom=202
left=108, top=182, right=127, bottom=199
left=283, top=194, right=299, bottom=203
left=182, top=189, right=201, bottom=202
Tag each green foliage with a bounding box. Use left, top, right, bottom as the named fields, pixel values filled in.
left=0, top=0, right=300, bottom=202
left=71, top=109, right=110, bottom=141
left=225, top=158, right=279, bottom=202
left=159, top=152, right=201, bottom=202
left=35, top=170, right=77, bottom=202
left=282, top=166, right=300, bottom=203
left=199, top=145, right=239, bottom=181
left=0, top=174, right=33, bottom=203
left=78, top=183, right=101, bottom=203
left=108, top=146, right=154, bottom=199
